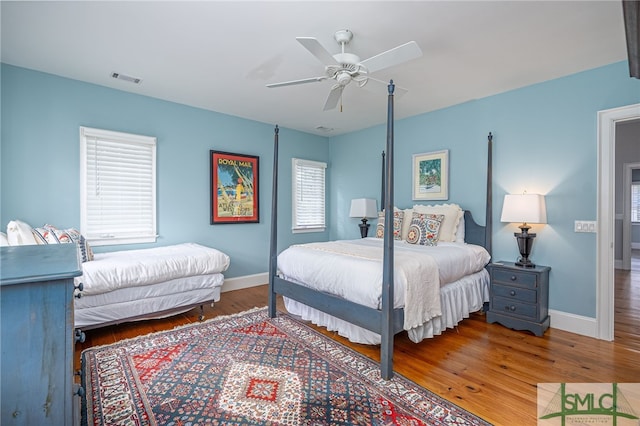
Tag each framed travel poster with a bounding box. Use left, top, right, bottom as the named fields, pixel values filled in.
left=412, top=150, right=449, bottom=200
left=210, top=150, right=259, bottom=224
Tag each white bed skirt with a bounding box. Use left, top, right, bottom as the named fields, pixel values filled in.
left=75, top=273, right=224, bottom=329
left=284, top=269, right=489, bottom=345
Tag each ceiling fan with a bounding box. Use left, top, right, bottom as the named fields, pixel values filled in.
left=266, top=29, right=423, bottom=111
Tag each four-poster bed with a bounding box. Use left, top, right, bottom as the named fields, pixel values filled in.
left=268, top=81, right=493, bottom=379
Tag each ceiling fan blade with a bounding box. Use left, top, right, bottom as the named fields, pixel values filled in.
left=364, top=76, right=409, bottom=97
left=323, top=85, right=345, bottom=111
left=266, top=76, right=327, bottom=88
left=359, top=41, right=422, bottom=74
left=296, top=37, right=339, bottom=65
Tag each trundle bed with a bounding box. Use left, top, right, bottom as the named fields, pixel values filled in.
left=268, top=81, right=493, bottom=379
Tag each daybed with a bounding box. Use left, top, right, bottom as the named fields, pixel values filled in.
left=3, top=220, right=230, bottom=330
left=74, top=242, right=230, bottom=329
left=268, top=81, right=493, bottom=379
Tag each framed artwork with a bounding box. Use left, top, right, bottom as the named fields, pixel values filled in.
left=210, top=150, right=259, bottom=224
left=412, top=150, right=449, bottom=200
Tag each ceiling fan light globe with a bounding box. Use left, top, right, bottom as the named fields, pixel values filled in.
left=336, top=72, right=352, bottom=86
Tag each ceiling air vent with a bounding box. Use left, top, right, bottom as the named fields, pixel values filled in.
left=111, top=72, right=142, bottom=84
left=315, top=126, right=334, bottom=133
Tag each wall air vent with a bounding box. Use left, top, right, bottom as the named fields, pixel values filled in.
left=111, top=72, right=142, bottom=84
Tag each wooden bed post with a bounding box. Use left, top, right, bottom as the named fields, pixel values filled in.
left=268, top=125, right=279, bottom=318
left=381, top=151, right=386, bottom=208
left=485, top=132, right=493, bottom=257
left=380, top=81, right=395, bottom=380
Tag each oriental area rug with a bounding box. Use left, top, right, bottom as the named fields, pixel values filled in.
left=81, top=307, right=490, bottom=425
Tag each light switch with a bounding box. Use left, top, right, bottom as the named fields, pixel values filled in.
left=575, top=220, right=596, bottom=233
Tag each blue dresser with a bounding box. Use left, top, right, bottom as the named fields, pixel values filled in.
left=1, top=244, right=83, bottom=425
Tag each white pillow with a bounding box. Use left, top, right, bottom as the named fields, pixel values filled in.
left=455, top=211, right=465, bottom=243
left=6, top=220, right=38, bottom=246
left=0, top=232, right=8, bottom=246
left=412, top=204, right=462, bottom=242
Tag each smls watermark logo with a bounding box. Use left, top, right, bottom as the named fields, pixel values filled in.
left=538, top=383, right=640, bottom=425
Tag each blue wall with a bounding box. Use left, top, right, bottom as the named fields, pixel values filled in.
left=2, top=61, right=639, bottom=318
left=0, top=64, right=329, bottom=278
left=330, top=61, right=640, bottom=317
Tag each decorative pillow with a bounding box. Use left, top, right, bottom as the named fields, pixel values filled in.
left=400, top=208, right=413, bottom=241
left=375, top=209, right=404, bottom=240
left=32, top=225, right=59, bottom=244
left=0, top=232, right=8, bottom=246
left=32, top=224, right=94, bottom=262
left=406, top=213, right=444, bottom=246
left=6, top=220, right=38, bottom=246
left=66, top=228, right=94, bottom=263
left=412, top=204, right=462, bottom=242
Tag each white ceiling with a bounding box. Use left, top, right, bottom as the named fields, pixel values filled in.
left=1, top=1, right=629, bottom=136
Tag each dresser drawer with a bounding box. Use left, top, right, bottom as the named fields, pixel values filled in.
left=491, top=283, right=537, bottom=303
left=492, top=296, right=537, bottom=320
left=492, top=268, right=537, bottom=289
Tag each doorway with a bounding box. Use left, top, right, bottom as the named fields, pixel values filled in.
left=621, top=161, right=640, bottom=270
left=597, top=103, right=640, bottom=341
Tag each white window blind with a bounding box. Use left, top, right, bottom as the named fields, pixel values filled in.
left=292, top=158, right=326, bottom=233
left=632, top=182, right=640, bottom=223
left=80, top=126, right=157, bottom=246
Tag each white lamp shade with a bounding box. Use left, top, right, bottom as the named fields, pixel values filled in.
left=349, top=198, right=378, bottom=219
left=500, top=194, right=547, bottom=224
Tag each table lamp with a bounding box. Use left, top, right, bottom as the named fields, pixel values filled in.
left=500, top=193, right=547, bottom=267
left=349, top=198, right=378, bottom=238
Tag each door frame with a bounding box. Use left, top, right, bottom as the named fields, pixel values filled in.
left=596, top=103, right=640, bottom=341
left=622, top=162, right=640, bottom=270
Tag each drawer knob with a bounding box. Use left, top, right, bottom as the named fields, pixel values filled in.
left=505, top=305, right=516, bottom=312
left=510, top=275, right=517, bottom=281
left=74, top=384, right=85, bottom=398
left=75, top=282, right=84, bottom=299
left=510, top=290, right=516, bottom=296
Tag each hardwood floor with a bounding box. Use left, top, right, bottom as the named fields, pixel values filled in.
left=75, top=260, right=640, bottom=426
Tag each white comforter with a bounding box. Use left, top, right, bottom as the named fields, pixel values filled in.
left=277, top=238, right=490, bottom=331
left=78, top=243, right=230, bottom=296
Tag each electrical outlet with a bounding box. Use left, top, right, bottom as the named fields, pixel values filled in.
left=575, top=220, right=597, bottom=233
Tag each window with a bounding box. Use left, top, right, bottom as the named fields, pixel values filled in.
left=292, top=158, right=326, bottom=233
left=632, top=182, right=640, bottom=223
left=80, top=126, right=157, bottom=246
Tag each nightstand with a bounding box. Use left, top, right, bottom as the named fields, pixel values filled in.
left=486, top=261, right=550, bottom=336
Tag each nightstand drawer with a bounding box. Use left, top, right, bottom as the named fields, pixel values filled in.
left=492, top=296, right=537, bottom=320
left=491, top=283, right=537, bottom=303
left=493, top=268, right=537, bottom=289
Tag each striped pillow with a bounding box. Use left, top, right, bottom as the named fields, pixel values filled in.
left=32, top=225, right=94, bottom=262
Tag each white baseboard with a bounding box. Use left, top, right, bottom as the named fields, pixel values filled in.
left=632, top=242, right=640, bottom=249
left=222, top=272, right=268, bottom=293
left=549, top=309, right=598, bottom=338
